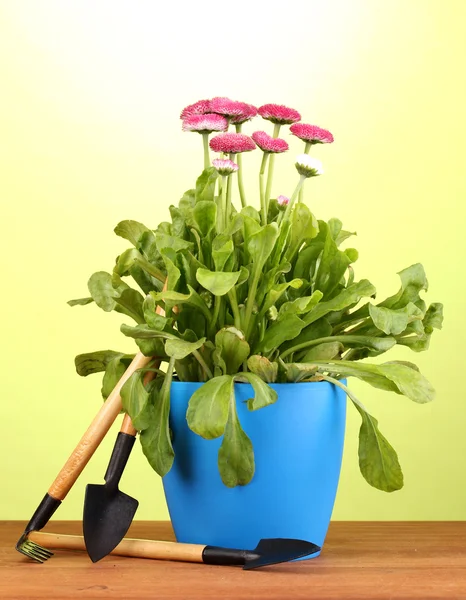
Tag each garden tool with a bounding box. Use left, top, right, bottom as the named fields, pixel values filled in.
left=15, top=351, right=153, bottom=563
left=16, top=282, right=169, bottom=563
left=82, top=370, right=160, bottom=563
left=82, top=300, right=167, bottom=562
left=30, top=531, right=321, bottom=569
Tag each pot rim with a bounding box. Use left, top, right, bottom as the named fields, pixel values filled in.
left=171, top=378, right=347, bottom=389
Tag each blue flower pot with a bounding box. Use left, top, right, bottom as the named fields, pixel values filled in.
left=163, top=380, right=347, bottom=557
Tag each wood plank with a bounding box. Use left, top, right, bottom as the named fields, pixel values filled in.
left=1, top=521, right=465, bottom=599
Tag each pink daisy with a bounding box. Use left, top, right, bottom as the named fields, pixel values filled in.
left=277, top=195, right=289, bottom=206
left=210, top=97, right=245, bottom=118
left=182, top=113, right=229, bottom=133
left=258, top=103, right=301, bottom=125
left=290, top=123, right=334, bottom=144
left=212, top=158, right=239, bottom=176
left=209, top=132, right=256, bottom=154
left=180, top=99, right=212, bottom=120
left=230, top=102, right=258, bottom=125
left=252, top=130, right=289, bottom=153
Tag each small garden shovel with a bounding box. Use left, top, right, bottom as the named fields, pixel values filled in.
left=82, top=300, right=167, bottom=562
left=30, top=531, right=321, bottom=569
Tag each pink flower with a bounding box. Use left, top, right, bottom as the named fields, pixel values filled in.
left=230, top=103, right=258, bottom=125
left=182, top=113, right=229, bottom=133
left=212, top=158, right=239, bottom=176
left=210, top=97, right=244, bottom=118
left=258, top=103, right=301, bottom=125
left=209, top=133, right=256, bottom=154
left=277, top=195, right=289, bottom=206
left=180, top=99, right=212, bottom=120
left=290, top=123, right=334, bottom=144
left=252, top=131, right=289, bottom=153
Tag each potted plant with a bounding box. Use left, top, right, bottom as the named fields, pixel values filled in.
left=70, top=97, right=443, bottom=556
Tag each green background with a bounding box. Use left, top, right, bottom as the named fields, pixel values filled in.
left=1, top=0, right=465, bottom=520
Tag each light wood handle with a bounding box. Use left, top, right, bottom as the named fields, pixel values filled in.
left=47, top=352, right=152, bottom=500
left=30, top=532, right=205, bottom=564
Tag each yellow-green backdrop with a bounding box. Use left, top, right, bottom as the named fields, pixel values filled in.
left=1, top=0, right=465, bottom=521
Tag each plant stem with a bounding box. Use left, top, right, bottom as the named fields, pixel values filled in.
left=282, top=175, right=306, bottom=221
left=280, top=335, right=345, bottom=360
left=298, top=142, right=312, bottom=204
left=160, top=356, right=175, bottom=399
left=235, top=124, right=247, bottom=207
left=209, top=295, right=221, bottom=336
left=243, top=271, right=261, bottom=337
left=202, top=133, right=210, bottom=170
left=319, top=373, right=368, bottom=412
left=221, top=175, right=227, bottom=231
left=227, top=153, right=235, bottom=224
left=259, top=152, right=270, bottom=225
left=228, top=289, right=242, bottom=330
left=264, top=123, right=281, bottom=213
left=192, top=349, right=214, bottom=380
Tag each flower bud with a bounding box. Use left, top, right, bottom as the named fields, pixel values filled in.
left=295, top=154, right=323, bottom=178
left=200, top=290, right=213, bottom=309
left=266, top=306, right=278, bottom=321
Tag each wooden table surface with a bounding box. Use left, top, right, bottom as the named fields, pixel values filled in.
left=1, top=521, right=465, bottom=599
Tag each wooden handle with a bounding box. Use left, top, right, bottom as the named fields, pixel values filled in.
left=30, top=532, right=205, bottom=564
left=119, top=295, right=167, bottom=438
left=47, top=352, right=152, bottom=500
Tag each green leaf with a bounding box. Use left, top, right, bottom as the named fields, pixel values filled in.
left=284, top=363, right=319, bottom=383
left=380, top=263, right=428, bottom=309
left=314, top=222, right=352, bottom=297
left=88, top=271, right=127, bottom=312
left=259, top=279, right=303, bottom=318
left=215, top=328, right=250, bottom=375
left=68, top=297, right=94, bottom=307
left=195, top=167, right=218, bottom=202
left=247, top=223, right=279, bottom=276
left=187, top=375, right=233, bottom=439
left=424, top=302, right=444, bottom=331
left=313, top=359, right=435, bottom=402
left=277, top=291, right=323, bottom=321
left=212, top=235, right=234, bottom=272
left=218, top=394, right=255, bottom=487
left=120, top=370, right=151, bottom=430
left=165, top=337, right=206, bottom=360
left=258, top=314, right=307, bottom=353
left=304, top=279, right=376, bottom=325
left=140, top=359, right=175, bottom=477
left=143, top=293, right=170, bottom=329
left=101, top=354, right=133, bottom=399
left=302, top=341, right=344, bottom=362
left=281, top=318, right=332, bottom=353
left=193, top=201, right=217, bottom=236
left=247, top=355, right=278, bottom=383
left=196, top=268, right=241, bottom=296
left=193, top=200, right=217, bottom=237
left=377, top=362, right=435, bottom=404
left=369, top=302, right=424, bottom=335
left=74, top=350, right=126, bottom=376
left=114, top=288, right=145, bottom=324
left=114, top=220, right=151, bottom=248
left=353, top=402, right=403, bottom=492
left=120, top=322, right=173, bottom=341
left=286, top=203, right=319, bottom=261
left=155, top=233, right=193, bottom=254
left=338, top=335, right=396, bottom=352
left=152, top=285, right=211, bottom=321
left=235, top=372, right=278, bottom=410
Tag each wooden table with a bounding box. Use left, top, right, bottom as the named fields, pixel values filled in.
left=1, top=521, right=465, bottom=599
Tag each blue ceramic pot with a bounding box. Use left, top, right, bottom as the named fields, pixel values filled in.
left=163, top=380, right=346, bottom=557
